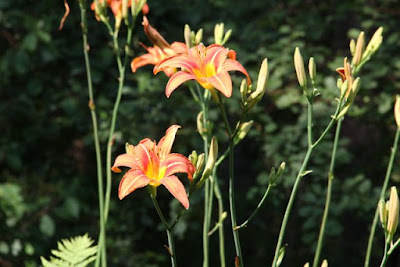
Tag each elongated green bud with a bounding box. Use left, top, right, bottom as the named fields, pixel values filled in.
left=214, top=23, right=224, bottom=45
left=308, top=57, right=316, bottom=82
left=197, top=111, right=206, bottom=136
left=189, top=150, right=198, bottom=166
left=195, top=29, right=203, bottom=44
left=364, top=27, right=383, bottom=57
left=394, top=95, right=400, bottom=128
left=193, top=153, right=205, bottom=179
left=294, top=47, right=307, bottom=88
left=379, top=199, right=388, bottom=228
left=247, top=58, right=268, bottom=110
left=234, top=121, right=253, bottom=145
left=221, top=29, right=232, bottom=45
left=387, top=186, right=399, bottom=236
left=197, top=137, right=218, bottom=188
left=184, top=24, right=192, bottom=48
left=349, top=39, right=356, bottom=56
left=352, top=31, right=365, bottom=66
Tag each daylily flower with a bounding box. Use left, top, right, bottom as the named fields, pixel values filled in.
left=336, top=57, right=353, bottom=99
left=153, top=43, right=251, bottom=98
left=91, top=0, right=149, bottom=20
left=131, top=16, right=187, bottom=77
left=111, top=125, right=195, bottom=209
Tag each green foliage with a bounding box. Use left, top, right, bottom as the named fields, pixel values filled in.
left=1, top=0, right=399, bottom=266
left=40, top=234, right=97, bottom=267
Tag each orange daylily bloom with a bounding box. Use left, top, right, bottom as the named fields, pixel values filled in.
left=336, top=57, right=353, bottom=98
left=153, top=43, right=251, bottom=98
left=111, top=125, right=195, bottom=209
left=91, top=0, right=149, bottom=19
left=131, top=16, right=187, bottom=77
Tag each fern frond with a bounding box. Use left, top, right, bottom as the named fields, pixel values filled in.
left=40, top=234, right=97, bottom=267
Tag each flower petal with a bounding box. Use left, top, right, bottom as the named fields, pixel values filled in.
left=164, top=71, right=196, bottom=97
left=118, top=169, right=149, bottom=200
left=131, top=53, right=157, bottom=73
left=170, top=42, right=188, bottom=54
left=160, top=175, right=189, bottom=209
left=133, top=139, right=155, bottom=170
left=154, top=55, right=198, bottom=75
left=207, top=71, right=233, bottom=97
left=162, top=153, right=195, bottom=180
left=205, top=45, right=228, bottom=69
left=221, top=59, right=251, bottom=85
left=111, top=154, right=141, bottom=173
left=157, top=125, right=181, bottom=158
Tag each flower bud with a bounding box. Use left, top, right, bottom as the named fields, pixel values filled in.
left=234, top=121, right=253, bottom=145
left=321, top=259, right=328, bottom=267
left=203, top=137, right=218, bottom=177
left=276, top=162, right=286, bottom=178
left=352, top=31, right=364, bottom=66
left=240, top=79, right=249, bottom=103
left=189, top=150, right=198, bottom=166
left=122, top=0, right=128, bottom=19
left=294, top=47, right=307, bottom=88
left=349, top=39, right=356, bottom=56
left=125, top=142, right=134, bottom=155
left=197, top=137, right=218, bottom=188
left=214, top=23, right=224, bottom=45
left=195, top=29, right=203, bottom=44
left=221, top=29, right=232, bottom=45
left=379, top=199, right=388, bottom=228
left=394, top=95, right=400, bottom=128
left=387, top=186, right=399, bottom=236
left=197, top=111, right=206, bottom=136
left=247, top=58, right=268, bottom=110
left=194, top=153, right=205, bottom=179
left=364, top=27, right=383, bottom=58
left=308, top=57, right=316, bottom=82
left=184, top=24, right=192, bottom=48
left=303, top=263, right=309, bottom=267
left=347, top=77, right=361, bottom=102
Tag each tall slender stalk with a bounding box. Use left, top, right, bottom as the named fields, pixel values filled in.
left=271, top=96, right=343, bottom=267
left=312, top=118, right=343, bottom=267
left=151, top=196, right=177, bottom=267
left=213, top=172, right=226, bottom=267
left=77, top=2, right=106, bottom=266
left=201, top=90, right=211, bottom=267
left=364, top=128, right=400, bottom=267
left=216, top=96, right=244, bottom=266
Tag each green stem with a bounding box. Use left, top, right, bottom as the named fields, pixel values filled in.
left=364, top=128, right=400, bottom=267
left=387, top=238, right=400, bottom=255
left=380, top=239, right=389, bottom=267
left=271, top=98, right=314, bottom=267
left=151, top=195, right=177, bottom=267
left=213, top=172, right=226, bottom=267
left=216, top=95, right=243, bottom=266
left=78, top=2, right=106, bottom=266
left=312, top=118, right=343, bottom=267
left=104, top=26, right=131, bottom=223
left=201, top=91, right=211, bottom=267
left=236, top=185, right=272, bottom=230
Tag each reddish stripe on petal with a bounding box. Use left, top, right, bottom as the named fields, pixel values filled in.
left=207, top=71, right=233, bottom=98
left=118, top=169, right=149, bottom=200
left=134, top=140, right=154, bottom=169
left=162, top=153, right=195, bottom=180
left=165, top=71, right=196, bottom=97
left=111, top=154, right=141, bottom=173
left=160, top=175, right=189, bottom=209
left=205, top=45, right=228, bottom=69
left=222, top=59, right=251, bottom=85
left=154, top=55, right=198, bottom=75
left=158, top=125, right=181, bottom=158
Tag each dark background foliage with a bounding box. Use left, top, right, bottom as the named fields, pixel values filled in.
left=1, top=0, right=400, bottom=266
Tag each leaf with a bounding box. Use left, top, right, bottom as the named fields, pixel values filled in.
left=40, top=234, right=97, bottom=267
